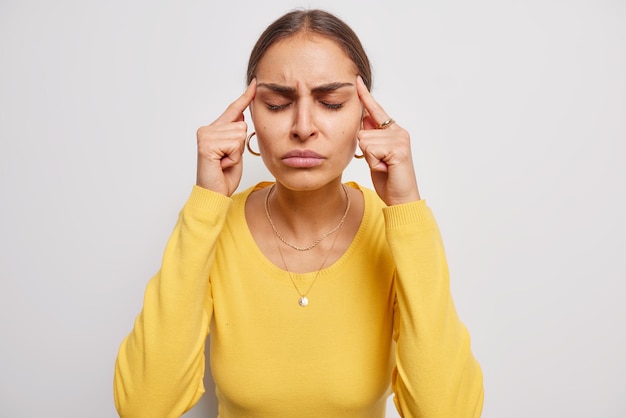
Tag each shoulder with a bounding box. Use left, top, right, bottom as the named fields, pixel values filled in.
left=345, top=182, right=387, bottom=212
left=230, top=182, right=272, bottom=205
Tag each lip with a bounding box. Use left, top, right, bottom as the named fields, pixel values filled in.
left=281, top=150, right=325, bottom=168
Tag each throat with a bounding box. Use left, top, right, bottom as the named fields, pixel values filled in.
left=265, top=183, right=351, bottom=252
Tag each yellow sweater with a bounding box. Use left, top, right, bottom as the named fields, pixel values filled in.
left=114, top=182, right=483, bottom=417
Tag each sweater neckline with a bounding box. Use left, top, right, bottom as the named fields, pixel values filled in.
left=231, top=182, right=372, bottom=284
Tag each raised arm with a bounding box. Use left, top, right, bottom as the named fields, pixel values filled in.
left=114, top=187, right=231, bottom=417
left=114, top=82, right=256, bottom=417
left=356, top=76, right=483, bottom=416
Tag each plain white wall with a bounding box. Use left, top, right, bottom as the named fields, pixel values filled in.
left=1, top=0, right=625, bottom=417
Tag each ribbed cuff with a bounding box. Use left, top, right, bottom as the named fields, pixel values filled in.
left=185, top=185, right=232, bottom=214
left=382, top=199, right=434, bottom=229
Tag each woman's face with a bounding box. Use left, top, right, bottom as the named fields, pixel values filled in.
left=250, top=34, right=363, bottom=191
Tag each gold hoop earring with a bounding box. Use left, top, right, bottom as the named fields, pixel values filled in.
left=354, top=139, right=364, bottom=158
left=246, top=132, right=261, bottom=156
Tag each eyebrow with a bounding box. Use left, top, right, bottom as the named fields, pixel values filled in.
left=256, top=82, right=353, bottom=95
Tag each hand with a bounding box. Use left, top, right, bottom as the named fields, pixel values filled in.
left=356, top=76, right=421, bottom=206
left=196, top=79, right=256, bottom=196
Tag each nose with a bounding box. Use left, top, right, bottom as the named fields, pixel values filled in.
left=291, top=100, right=316, bottom=141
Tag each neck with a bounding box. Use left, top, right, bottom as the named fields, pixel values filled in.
left=267, top=179, right=350, bottom=242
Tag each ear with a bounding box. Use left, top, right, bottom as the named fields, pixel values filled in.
left=248, top=101, right=256, bottom=128
left=361, top=108, right=377, bottom=130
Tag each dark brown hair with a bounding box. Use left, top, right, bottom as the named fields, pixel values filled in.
left=246, top=9, right=372, bottom=90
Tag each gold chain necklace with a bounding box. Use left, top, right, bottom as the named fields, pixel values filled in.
left=264, top=183, right=350, bottom=307
left=264, top=184, right=351, bottom=251
left=275, top=228, right=342, bottom=307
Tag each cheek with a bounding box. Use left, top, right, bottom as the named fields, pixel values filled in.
left=335, top=125, right=360, bottom=161
left=250, top=104, right=273, bottom=151
left=254, top=123, right=284, bottom=158
left=335, top=110, right=362, bottom=142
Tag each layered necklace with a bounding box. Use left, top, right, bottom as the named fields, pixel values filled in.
left=264, top=184, right=351, bottom=307
left=265, top=184, right=351, bottom=251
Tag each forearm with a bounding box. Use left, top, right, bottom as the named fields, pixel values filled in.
left=114, top=186, right=231, bottom=418
left=384, top=201, right=483, bottom=417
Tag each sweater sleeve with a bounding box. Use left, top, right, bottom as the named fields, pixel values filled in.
left=114, top=186, right=232, bottom=418
left=383, top=200, right=484, bottom=418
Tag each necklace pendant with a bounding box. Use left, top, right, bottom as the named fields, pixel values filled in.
left=298, top=296, right=309, bottom=307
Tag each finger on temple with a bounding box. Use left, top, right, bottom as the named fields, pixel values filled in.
left=215, top=79, right=257, bottom=124
left=356, top=76, right=389, bottom=128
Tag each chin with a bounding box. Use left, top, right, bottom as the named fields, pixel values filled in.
left=272, top=172, right=343, bottom=192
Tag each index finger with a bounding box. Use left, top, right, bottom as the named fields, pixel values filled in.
left=356, top=75, right=391, bottom=128
left=214, top=78, right=257, bottom=125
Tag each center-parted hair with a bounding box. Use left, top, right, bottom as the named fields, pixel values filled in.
left=246, top=9, right=373, bottom=90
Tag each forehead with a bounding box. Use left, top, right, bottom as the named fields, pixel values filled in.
left=255, top=34, right=357, bottom=85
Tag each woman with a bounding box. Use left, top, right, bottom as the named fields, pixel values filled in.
left=114, top=9, right=483, bottom=418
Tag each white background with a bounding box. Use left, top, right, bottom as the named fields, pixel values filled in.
left=1, top=0, right=625, bottom=417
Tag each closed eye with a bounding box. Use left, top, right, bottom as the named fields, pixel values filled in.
left=266, top=102, right=291, bottom=111
left=321, top=101, right=343, bottom=111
